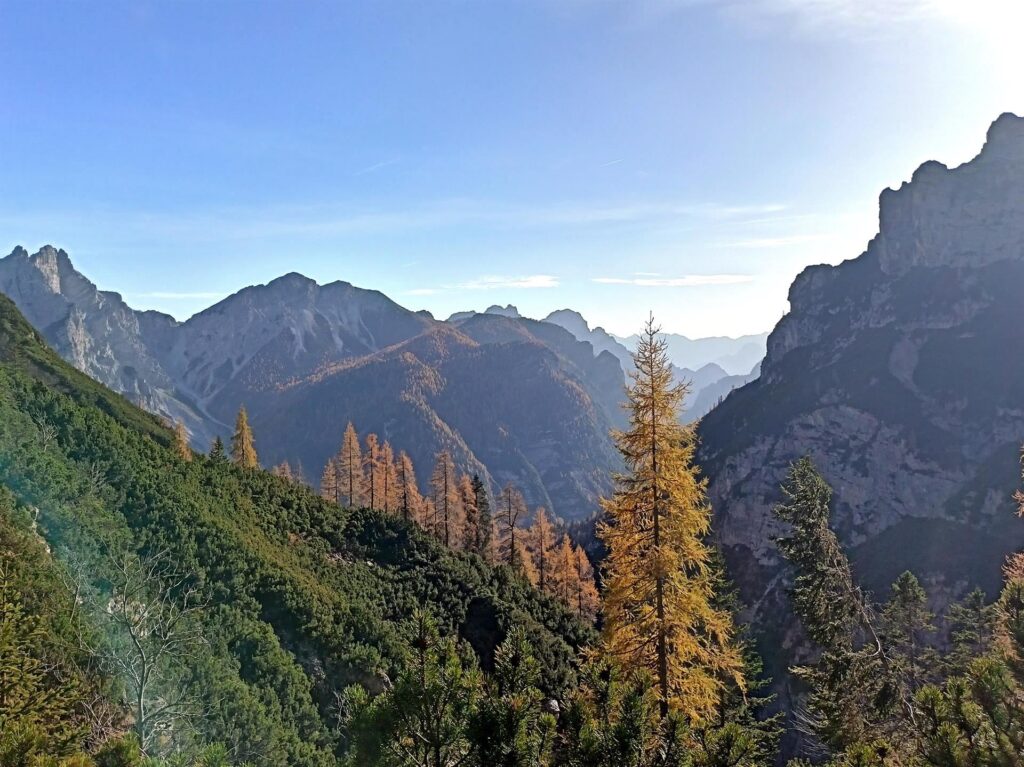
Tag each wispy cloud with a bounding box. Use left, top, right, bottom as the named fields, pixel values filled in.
left=592, top=274, right=753, bottom=287
left=405, top=274, right=559, bottom=297
left=353, top=158, right=401, bottom=176
left=132, top=291, right=226, bottom=300
left=716, top=234, right=824, bottom=248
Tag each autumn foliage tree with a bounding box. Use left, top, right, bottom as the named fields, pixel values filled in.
left=172, top=420, right=191, bottom=462
left=430, top=451, right=462, bottom=548
left=528, top=507, right=556, bottom=595
left=598, top=316, right=743, bottom=721
left=230, top=406, right=258, bottom=468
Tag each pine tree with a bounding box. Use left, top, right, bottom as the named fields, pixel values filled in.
left=881, top=571, right=937, bottom=694
left=209, top=435, right=226, bottom=462
left=598, top=316, right=742, bottom=721
left=340, top=422, right=364, bottom=508
left=472, top=475, right=493, bottom=561
left=430, top=451, right=461, bottom=548
left=230, top=406, right=258, bottom=468
left=528, top=507, right=555, bottom=595
left=172, top=420, right=191, bottom=461
left=397, top=450, right=422, bottom=523
left=773, top=456, right=900, bottom=752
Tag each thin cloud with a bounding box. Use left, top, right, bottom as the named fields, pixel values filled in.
left=406, top=274, right=559, bottom=296
left=593, top=274, right=753, bottom=287
left=133, top=291, right=226, bottom=299
left=353, top=158, right=400, bottom=176
left=717, top=234, right=824, bottom=248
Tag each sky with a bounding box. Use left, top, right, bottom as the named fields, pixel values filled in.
left=2, top=1, right=1023, bottom=338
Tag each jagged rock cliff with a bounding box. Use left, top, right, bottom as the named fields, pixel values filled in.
left=699, top=114, right=1024, bottom=658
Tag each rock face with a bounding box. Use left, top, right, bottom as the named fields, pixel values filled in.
left=0, top=249, right=623, bottom=519
left=698, top=114, right=1024, bottom=665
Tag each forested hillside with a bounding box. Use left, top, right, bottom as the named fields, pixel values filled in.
left=0, top=293, right=590, bottom=764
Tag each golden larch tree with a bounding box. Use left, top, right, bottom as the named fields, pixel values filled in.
left=173, top=420, right=191, bottom=462
left=321, top=456, right=340, bottom=504
left=529, top=507, right=556, bottom=595
left=272, top=461, right=294, bottom=481
left=380, top=441, right=398, bottom=515
left=363, top=434, right=383, bottom=510
left=459, top=474, right=481, bottom=553
left=553, top=534, right=576, bottom=604
left=396, top=450, right=422, bottom=522
left=573, top=544, right=600, bottom=623
left=430, top=451, right=462, bottom=548
left=497, top=484, right=536, bottom=584
left=598, top=316, right=743, bottom=721
left=339, top=423, right=364, bottom=508
left=230, top=406, right=258, bottom=469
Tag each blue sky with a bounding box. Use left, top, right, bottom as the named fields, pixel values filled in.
left=2, top=1, right=1022, bottom=337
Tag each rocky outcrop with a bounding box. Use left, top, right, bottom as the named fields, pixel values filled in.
left=699, top=113, right=1024, bottom=640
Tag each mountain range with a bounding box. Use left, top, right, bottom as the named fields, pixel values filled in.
left=699, top=112, right=1024, bottom=686
left=0, top=248, right=765, bottom=520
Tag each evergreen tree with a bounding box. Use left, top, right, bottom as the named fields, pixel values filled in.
left=340, top=422, right=364, bottom=508
left=343, top=611, right=480, bottom=767
left=173, top=420, right=191, bottom=462
left=209, top=435, right=226, bottom=462
left=230, top=406, right=258, bottom=468
left=599, top=316, right=742, bottom=720
left=467, top=627, right=554, bottom=766
left=881, top=571, right=937, bottom=694
left=774, top=457, right=904, bottom=754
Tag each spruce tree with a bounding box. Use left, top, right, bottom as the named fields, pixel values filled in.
left=599, top=315, right=742, bottom=721
left=209, top=435, right=226, bottom=462
left=472, top=475, right=493, bottom=560
left=230, top=406, right=258, bottom=468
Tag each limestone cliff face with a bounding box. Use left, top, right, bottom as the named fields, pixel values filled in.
left=699, top=114, right=1024, bottom=637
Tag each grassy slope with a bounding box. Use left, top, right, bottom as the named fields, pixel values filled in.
left=0, top=294, right=591, bottom=765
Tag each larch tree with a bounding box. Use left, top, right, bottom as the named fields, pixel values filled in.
left=320, top=456, right=340, bottom=504
left=172, top=420, right=191, bottom=461
left=553, top=534, right=575, bottom=605
left=339, top=422, right=364, bottom=508
left=573, top=544, right=600, bottom=623
left=380, top=441, right=398, bottom=515
left=396, top=450, right=422, bottom=523
left=363, top=433, right=383, bottom=511
left=430, top=451, right=461, bottom=548
left=271, top=461, right=294, bottom=481
left=598, top=316, right=742, bottom=722
left=230, top=406, right=258, bottom=469
left=528, top=507, right=556, bottom=595
left=471, top=475, right=493, bottom=562
left=459, top=474, right=480, bottom=555
left=498, top=484, right=536, bottom=583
